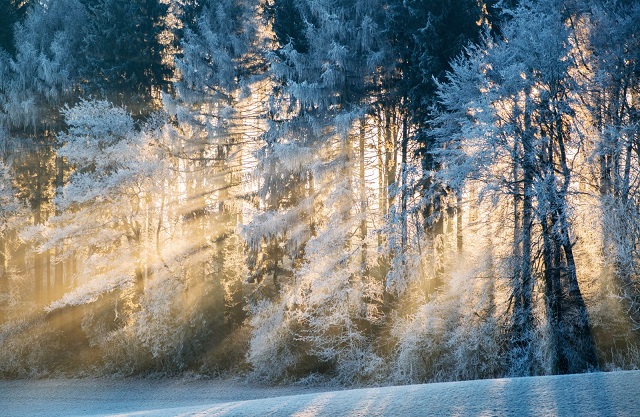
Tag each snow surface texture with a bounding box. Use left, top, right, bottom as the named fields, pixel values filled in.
left=2, top=370, right=640, bottom=416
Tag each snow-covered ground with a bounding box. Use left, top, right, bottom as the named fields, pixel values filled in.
left=2, top=370, right=640, bottom=416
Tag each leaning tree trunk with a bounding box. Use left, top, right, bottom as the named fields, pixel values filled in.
left=555, top=130, right=598, bottom=372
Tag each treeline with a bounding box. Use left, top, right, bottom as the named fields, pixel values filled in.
left=0, top=0, right=639, bottom=382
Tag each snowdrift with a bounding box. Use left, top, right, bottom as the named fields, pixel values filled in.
left=2, top=370, right=640, bottom=416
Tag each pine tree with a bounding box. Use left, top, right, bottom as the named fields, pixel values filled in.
left=80, top=0, right=172, bottom=111
left=381, top=0, right=485, bottom=292
left=247, top=0, right=393, bottom=382
left=0, top=0, right=18, bottom=54
left=168, top=0, right=269, bottom=357
left=1, top=0, right=88, bottom=132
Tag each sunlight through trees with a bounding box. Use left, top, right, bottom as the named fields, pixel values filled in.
left=0, top=0, right=639, bottom=383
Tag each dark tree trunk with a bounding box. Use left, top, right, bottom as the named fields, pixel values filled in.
left=510, top=97, right=536, bottom=375
left=456, top=192, right=463, bottom=253
left=360, top=117, right=368, bottom=268
left=401, top=113, right=408, bottom=249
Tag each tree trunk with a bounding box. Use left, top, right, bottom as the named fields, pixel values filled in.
left=400, top=113, right=408, bottom=250
left=34, top=208, right=43, bottom=306
left=561, top=224, right=598, bottom=372
left=555, top=128, right=598, bottom=372
left=510, top=98, right=535, bottom=375
left=359, top=117, right=367, bottom=269
left=542, top=214, right=563, bottom=373
left=456, top=192, right=463, bottom=254
left=385, top=107, right=397, bottom=212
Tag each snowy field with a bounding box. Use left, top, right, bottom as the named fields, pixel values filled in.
left=2, top=370, right=640, bottom=416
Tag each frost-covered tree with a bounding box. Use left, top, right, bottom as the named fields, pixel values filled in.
left=585, top=1, right=640, bottom=333
left=0, top=0, right=19, bottom=55
left=29, top=100, right=162, bottom=308
left=0, top=1, right=89, bottom=308
left=0, top=0, right=88, bottom=132
left=0, top=0, right=31, bottom=55
left=161, top=0, right=270, bottom=363
left=430, top=0, right=598, bottom=375
left=246, top=0, right=394, bottom=382
left=12, top=99, right=215, bottom=372
left=380, top=0, right=485, bottom=293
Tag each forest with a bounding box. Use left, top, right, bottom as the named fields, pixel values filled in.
left=0, top=0, right=639, bottom=384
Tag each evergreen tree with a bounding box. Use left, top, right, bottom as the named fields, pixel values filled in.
left=0, top=0, right=18, bottom=54
left=81, top=0, right=172, bottom=111
left=168, top=0, right=269, bottom=356
left=0, top=0, right=31, bottom=55
left=247, top=0, right=393, bottom=382
left=267, top=0, right=308, bottom=55
left=0, top=0, right=88, bottom=132
left=380, top=0, right=485, bottom=292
